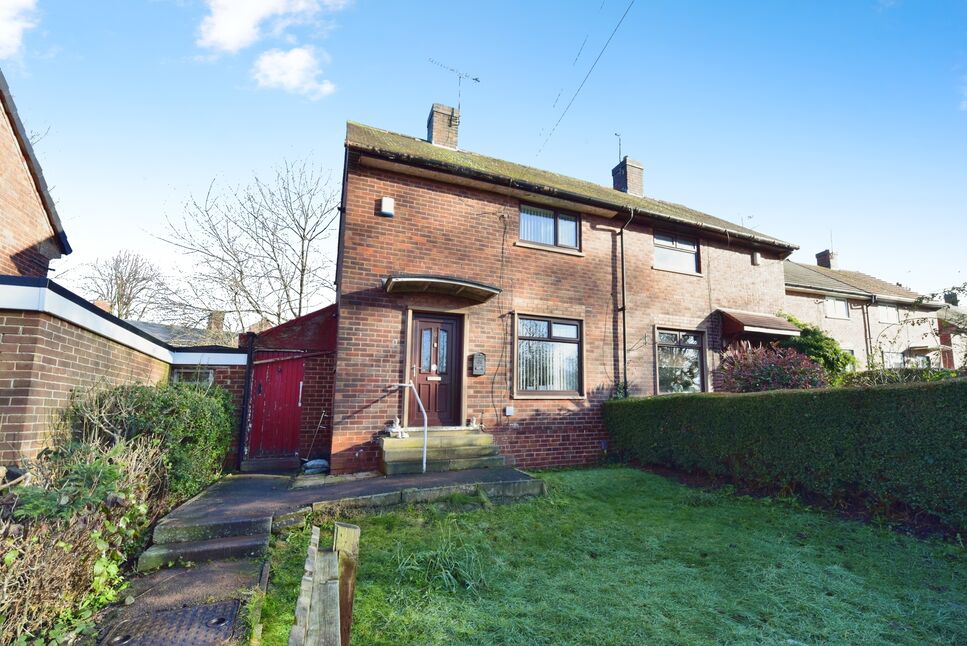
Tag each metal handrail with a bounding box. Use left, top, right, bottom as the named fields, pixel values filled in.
left=392, top=382, right=428, bottom=473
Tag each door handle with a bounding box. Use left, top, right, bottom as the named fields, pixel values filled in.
left=298, top=381, right=303, bottom=407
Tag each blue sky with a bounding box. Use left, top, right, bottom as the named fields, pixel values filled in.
left=2, top=0, right=966, bottom=295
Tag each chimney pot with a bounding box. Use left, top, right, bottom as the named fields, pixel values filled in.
left=944, top=291, right=960, bottom=306
left=427, top=103, right=460, bottom=148
left=612, top=156, right=644, bottom=197
left=816, top=249, right=838, bottom=269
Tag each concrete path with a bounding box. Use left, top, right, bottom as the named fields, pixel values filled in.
left=157, top=466, right=538, bottom=534
left=98, top=467, right=543, bottom=642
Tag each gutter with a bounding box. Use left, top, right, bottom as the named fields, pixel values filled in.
left=348, top=143, right=799, bottom=254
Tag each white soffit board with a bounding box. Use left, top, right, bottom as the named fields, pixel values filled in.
left=0, top=283, right=247, bottom=366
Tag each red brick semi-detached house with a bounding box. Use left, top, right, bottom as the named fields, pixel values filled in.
left=328, top=103, right=801, bottom=475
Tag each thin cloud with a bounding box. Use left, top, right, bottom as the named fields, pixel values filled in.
left=252, top=46, right=335, bottom=99
left=0, top=0, right=38, bottom=60
left=197, top=0, right=349, bottom=53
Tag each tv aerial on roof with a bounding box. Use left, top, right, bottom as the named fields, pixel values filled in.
left=428, top=58, right=480, bottom=111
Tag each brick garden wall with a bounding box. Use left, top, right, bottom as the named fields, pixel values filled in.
left=330, top=155, right=787, bottom=473
left=210, top=364, right=248, bottom=467
left=0, top=311, right=170, bottom=463
left=0, top=103, right=59, bottom=277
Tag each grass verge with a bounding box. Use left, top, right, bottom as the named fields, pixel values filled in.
left=259, top=467, right=966, bottom=645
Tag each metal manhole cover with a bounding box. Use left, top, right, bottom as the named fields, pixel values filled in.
left=99, top=599, right=240, bottom=646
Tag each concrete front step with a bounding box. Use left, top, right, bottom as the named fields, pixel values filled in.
left=381, top=432, right=494, bottom=450
left=153, top=515, right=272, bottom=545
left=137, top=533, right=270, bottom=572
left=380, top=454, right=506, bottom=476
left=383, top=444, right=499, bottom=463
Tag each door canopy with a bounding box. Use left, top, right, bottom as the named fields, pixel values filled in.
left=383, top=274, right=501, bottom=303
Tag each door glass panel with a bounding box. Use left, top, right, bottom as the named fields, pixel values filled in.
left=438, top=328, right=448, bottom=374
left=420, top=328, right=432, bottom=372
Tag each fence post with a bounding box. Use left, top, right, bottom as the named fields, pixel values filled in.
left=333, top=522, right=361, bottom=646
left=306, top=549, right=340, bottom=646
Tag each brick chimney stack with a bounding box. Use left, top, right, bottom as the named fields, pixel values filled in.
left=816, top=249, right=838, bottom=269
left=427, top=103, right=459, bottom=148
left=944, top=291, right=960, bottom=306
left=207, top=311, right=225, bottom=331
left=611, top=156, right=644, bottom=197
left=92, top=299, right=112, bottom=313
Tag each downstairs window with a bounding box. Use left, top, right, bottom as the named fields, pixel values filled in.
left=657, top=330, right=704, bottom=394
left=517, top=316, right=582, bottom=396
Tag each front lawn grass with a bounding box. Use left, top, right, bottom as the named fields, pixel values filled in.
left=260, top=467, right=966, bottom=645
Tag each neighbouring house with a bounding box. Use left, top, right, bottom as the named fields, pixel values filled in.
left=0, top=69, right=248, bottom=465
left=0, top=69, right=71, bottom=276
left=783, top=250, right=945, bottom=368
left=938, top=293, right=967, bottom=369
left=319, top=103, right=801, bottom=475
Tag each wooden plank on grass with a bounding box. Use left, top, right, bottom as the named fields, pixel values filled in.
left=333, top=522, right=361, bottom=645
left=306, top=549, right=340, bottom=646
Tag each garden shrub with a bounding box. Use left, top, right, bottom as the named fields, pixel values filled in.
left=840, top=367, right=962, bottom=387
left=603, top=379, right=967, bottom=530
left=778, top=314, right=857, bottom=381
left=0, top=382, right=235, bottom=643
left=720, top=342, right=828, bottom=392
left=65, top=382, right=234, bottom=502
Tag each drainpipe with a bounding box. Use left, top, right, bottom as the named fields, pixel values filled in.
left=619, top=209, right=636, bottom=391
left=862, top=297, right=874, bottom=368
left=236, top=332, right=256, bottom=471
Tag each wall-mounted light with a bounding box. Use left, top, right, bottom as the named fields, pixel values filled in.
left=379, top=197, right=395, bottom=217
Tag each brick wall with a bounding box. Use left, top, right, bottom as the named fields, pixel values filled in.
left=783, top=291, right=870, bottom=364
left=210, top=364, right=248, bottom=466
left=298, top=353, right=335, bottom=460
left=330, top=156, right=787, bottom=473
left=0, top=106, right=59, bottom=277
left=0, top=311, right=170, bottom=463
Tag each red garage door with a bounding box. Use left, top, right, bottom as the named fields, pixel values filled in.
left=249, top=352, right=304, bottom=459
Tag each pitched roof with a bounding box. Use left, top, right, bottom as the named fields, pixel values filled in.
left=783, top=261, right=869, bottom=296
left=126, top=320, right=237, bottom=348
left=0, top=68, right=71, bottom=256
left=784, top=260, right=937, bottom=305
left=345, top=122, right=797, bottom=253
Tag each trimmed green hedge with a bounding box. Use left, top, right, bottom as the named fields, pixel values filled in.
left=603, top=379, right=967, bottom=530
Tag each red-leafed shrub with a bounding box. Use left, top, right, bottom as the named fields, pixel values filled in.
left=720, top=342, right=828, bottom=392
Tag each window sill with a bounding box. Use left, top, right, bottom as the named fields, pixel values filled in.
left=825, top=315, right=850, bottom=320
left=651, top=265, right=702, bottom=277
left=514, top=241, right=585, bottom=257
left=512, top=392, right=586, bottom=401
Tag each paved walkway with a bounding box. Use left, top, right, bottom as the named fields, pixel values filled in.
left=160, top=466, right=537, bottom=531
left=98, top=467, right=540, bottom=643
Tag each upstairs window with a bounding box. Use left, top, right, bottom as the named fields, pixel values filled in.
left=519, top=205, right=580, bottom=250
left=878, top=305, right=900, bottom=324
left=516, top=316, right=582, bottom=395
left=654, top=233, right=700, bottom=274
left=824, top=297, right=849, bottom=319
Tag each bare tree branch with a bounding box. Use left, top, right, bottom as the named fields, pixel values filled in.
left=76, top=251, right=168, bottom=320
left=156, top=159, right=338, bottom=331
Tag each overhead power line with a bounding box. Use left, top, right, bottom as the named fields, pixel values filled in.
left=536, top=0, right=636, bottom=156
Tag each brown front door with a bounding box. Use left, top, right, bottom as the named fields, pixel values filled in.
left=409, top=314, right=461, bottom=427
